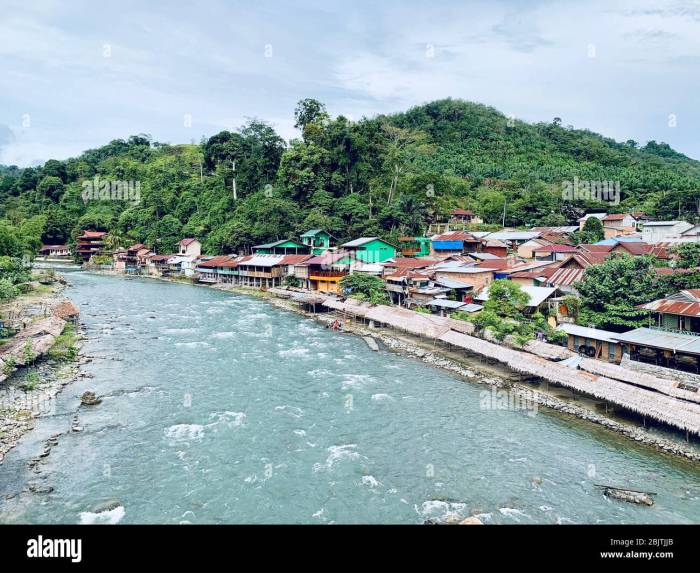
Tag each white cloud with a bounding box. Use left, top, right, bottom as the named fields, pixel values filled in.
left=0, top=0, right=698, bottom=165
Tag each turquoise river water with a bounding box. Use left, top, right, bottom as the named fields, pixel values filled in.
left=0, top=271, right=699, bottom=524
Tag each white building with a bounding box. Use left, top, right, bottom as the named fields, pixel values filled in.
left=178, top=238, right=202, bottom=257
left=641, top=221, right=693, bottom=243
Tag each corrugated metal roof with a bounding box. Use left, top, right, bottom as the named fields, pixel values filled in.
left=532, top=244, right=577, bottom=252
left=342, top=237, right=377, bottom=247
left=429, top=299, right=469, bottom=309
left=253, top=239, right=304, bottom=249
left=476, top=285, right=557, bottom=307
left=484, top=231, right=541, bottom=241
left=612, top=328, right=700, bottom=355
left=238, top=254, right=285, bottom=267
left=305, top=251, right=351, bottom=266
left=432, top=240, right=465, bottom=250
left=434, top=277, right=473, bottom=289
left=467, top=252, right=501, bottom=260
left=557, top=323, right=619, bottom=343
left=197, top=255, right=235, bottom=268
left=280, top=254, right=313, bottom=265
left=643, top=220, right=684, bottom=226
left=547, top=267, right=584, bottom=286
left=639, top=290, right=700, bottom=317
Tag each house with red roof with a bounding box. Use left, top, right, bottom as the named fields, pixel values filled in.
left=76, top=230, right=107, bottom=261
left=602, top=213, right=642, bottom=238
left=638, top=289, right=700, bottom=334
left=38, top=244, right=71, bottom=259
left=449, top=208, right=482, bottom=225
left=294, top=251, right=356, bottom=293
left=532, top=244, right=578, bottom=262
left=178, top=238, right=201, bottom=257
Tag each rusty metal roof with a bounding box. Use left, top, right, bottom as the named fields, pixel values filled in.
left=639, top=289, right=700, bottom=317
left=547, top=267, right=585, bottom=286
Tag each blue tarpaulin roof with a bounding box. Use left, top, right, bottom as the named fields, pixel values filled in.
left=432, top=240, right=463, bottom=250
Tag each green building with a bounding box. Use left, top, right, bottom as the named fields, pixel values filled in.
left=253, top=239, right=308, bottom=255
left=300, top=229, right=335, bottom=255
left=398, top=236, right=432, bottom=257
left=340, top=237, right=397, bottom=263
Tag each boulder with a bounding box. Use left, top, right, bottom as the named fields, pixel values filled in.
left=80, top=391, right=102, bottom=406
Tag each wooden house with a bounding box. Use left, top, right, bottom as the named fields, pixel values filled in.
left=430, top=231, right=481, bottom=257
left=38, top=244, right=71, bottom=258
left=76, top=230, right=107, bottom=261
left=300, top=230, right=334, bottom=255
left=557, top=323, right=624, bottom=363
left=397, top=236, right=432, bottom=257
left=638, top=289, right=700, bottom=334
left=602, top=213, right=641, bottom=238
left=532, top=244, right=578, bottom=262
left=253, top=239, right=308, bottom=255
left=298, top=251, right=355, bottom=293
left=196, top=256, right=234, bottom=283
left=449, top=208, right=482, bottom=225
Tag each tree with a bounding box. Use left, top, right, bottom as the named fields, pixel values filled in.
left=380, top=124, right=433, bottom=204
left=673, top=242, right=700, bottom=269
left=578, top=216, right=604, bottom=244
left=339, top=273, right=389, bottom=305
left=294, top=98, right=328, bottom=131
left=483, top=279, right=529, bottom=318
left=577, top=254, right=661, bottom=331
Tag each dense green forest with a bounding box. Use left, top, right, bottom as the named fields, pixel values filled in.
left=1, top=98, right=699, bottom=256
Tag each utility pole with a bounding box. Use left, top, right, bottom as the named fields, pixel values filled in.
left=231, top=159, right=237, bottom=200
left=502, top=194, right=507, bottom=228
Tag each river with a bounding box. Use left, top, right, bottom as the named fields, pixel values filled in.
left=0, top=271, right=699, bottom=524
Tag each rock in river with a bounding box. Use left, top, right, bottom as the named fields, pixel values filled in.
left=80, top=391, right=102, bottom=406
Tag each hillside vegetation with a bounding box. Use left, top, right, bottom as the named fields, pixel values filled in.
left=1, top=98, right=698, bottom=255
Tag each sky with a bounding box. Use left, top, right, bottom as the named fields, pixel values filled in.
left=1, top=0, right=700, bottom=166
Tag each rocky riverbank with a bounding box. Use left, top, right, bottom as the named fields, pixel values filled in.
left=0, top=278, right=82, bottom=463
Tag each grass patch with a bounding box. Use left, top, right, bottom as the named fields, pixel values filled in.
left=47, top=322, right=79, bottom=362
left=20, top=370, right=39, bottom=391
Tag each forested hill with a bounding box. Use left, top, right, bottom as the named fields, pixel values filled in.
left=1, top=98, right=699, bottom=257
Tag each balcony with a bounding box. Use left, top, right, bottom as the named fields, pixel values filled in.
left=238, top=269, right=281, bottom=278
left=309, top=270, right=347, bottom=279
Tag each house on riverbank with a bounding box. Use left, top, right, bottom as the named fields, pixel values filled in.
left=557, top=323, right=624, bottom=362
left=637, top=289, right=700, bottom=334
left=38, top=244, right=71, bottom=259
left=76, top=231, right=107, bottom=261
